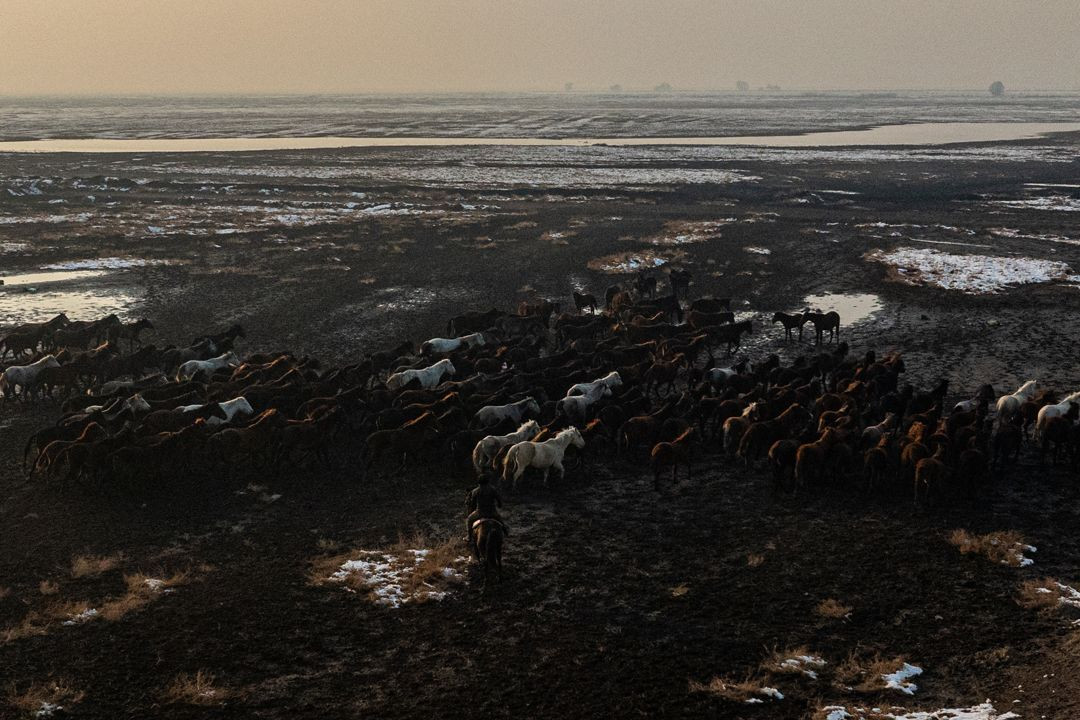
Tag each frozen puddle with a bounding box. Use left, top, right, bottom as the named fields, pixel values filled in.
left=0, top=285, right=138, bottom=325
left=820, top=701, right=1019, bottom=720
left=1, top=269, right=109, bottom=286
left=41, top=257, right=171, bottom=271
left=587, top=249, right=686, bottom=273
left=802, top=293, right=883, bottom=325
left=994, top=195, right=1080, bottom=212
left=867, top=247, right=1074, bottom=293
left=326, top=549, right=469, bottom=608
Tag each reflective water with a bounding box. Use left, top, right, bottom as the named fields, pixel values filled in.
left=1, top=269, right=109, bottom=286
left=802, top=292, right=883, bottom=325
left=2, top=122, right=1078, bottom=153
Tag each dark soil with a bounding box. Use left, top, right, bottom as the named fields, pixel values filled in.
left=1, top=139, right=1079, bottom=718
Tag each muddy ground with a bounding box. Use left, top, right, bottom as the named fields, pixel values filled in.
left=1, top=137, right=1080, bottom=718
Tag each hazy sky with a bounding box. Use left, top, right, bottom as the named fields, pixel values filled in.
left=2, top=0, right=1078, bottom=94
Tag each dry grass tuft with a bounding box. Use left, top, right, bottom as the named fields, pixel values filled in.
left=70, top=553, right=125, bottom=578
left=163, top=671, right=234, bottom=706
left=688, top=674, right=779, bottom=703
left=1017, top=577, right=1080, bottom=610
left=949, top=529, right=1029, bottom=566
left=99, top=569, right=192, bottom=622
left=833, top=653, right=913, bottom=694
left=765, top=646, right=827, bottom=678
left=747, top=553, right=765, bottom=568
left=2, top=611, right=51, bottom=644
left=0, top=587, right=10, bottom=599
left=815, top=598, right=853, bottom=619
left=311, top=532, right=468, bottom=607
left=394, top=534, right=466, bottom=600
left=38, top=580, right=59, bottom=596
left=6, top=678, right=84, bottom=714
left=671, top=584, right=690, bottom=598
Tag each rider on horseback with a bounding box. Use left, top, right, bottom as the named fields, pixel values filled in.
left=465, top=472, right=508, bottom=553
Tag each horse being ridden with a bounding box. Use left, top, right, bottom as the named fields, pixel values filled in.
left=466, top=473, right=509, bottom=556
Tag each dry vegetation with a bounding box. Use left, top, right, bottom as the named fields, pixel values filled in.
left=6, top=678, right=84, bottom=716
left=948, top=529, right=1030, bottom=566
left=70, top=552, right=125, bottom=578
left=832, top=653, right=914, bottom=694
left=815, top=598, right=853, bottom=619
left=687, top=674, right=779, bottom=703
left=38, top=580, right=59, bottom=596
left=310, top=533, right=467, bottom=606
left=163, top=670, right=235, bottom=706
left=1016, top=577, right=1080, bottom=611
left=2, top=568, right=197, bottom=642
left=746, top=552, right=765, bottom=567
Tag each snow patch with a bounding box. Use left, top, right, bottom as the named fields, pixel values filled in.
left=882, top=663, right=923, bottom=695
left=867, top=247, right=1074, bottom=293
left=327, top=549, right=468, bottom=608
left=818, top=701, right=1018, bottom=720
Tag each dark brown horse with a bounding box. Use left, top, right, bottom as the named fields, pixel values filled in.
left=473, top=518, right=504, bottom=585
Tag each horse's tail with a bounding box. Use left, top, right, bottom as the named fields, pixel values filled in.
left=23, top=432, right=39, bottom=477
left=471, top=441, right=487, bottom=475
left=501, top=447, right=518, bottom=484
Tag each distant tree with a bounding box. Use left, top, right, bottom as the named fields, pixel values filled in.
left=989, top=80, right=1005, bottom=96
left=609, top=84, right=623, bottom=93
left=654, top=82, right=673, bottom=92
left=564, top=82, right=574, bottom=92
left=736, top=80, right=750, bottom=92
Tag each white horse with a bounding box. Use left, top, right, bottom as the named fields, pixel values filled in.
left=420, top=332, right=486, bottom=356
left=0, top=354, right=60, bottom=400
left=557, top=385, right=610, bottom=425
left=176, top=351, right=240, bottom=382
left=1035, top=390, right=1080, bottom=440
left=84, top=393, right=152, bottom=417
left=472, top=419, right=541, bottom=473
left=566, top=371, right=622, bottom=398
left=502, top=426, right=585, bottom=489
left=473, top=397, right=541, bottom=428
left=705, top=366, right=739, bottom=385
left=386, top=358, right=456, bottom=392
left=179, top=396, right=254, bottom=426
left=995, top=380, right=1038, bottom=423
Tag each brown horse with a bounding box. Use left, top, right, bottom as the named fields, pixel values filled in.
left=572, top=291, right=598, bottom=314
left=473, top=518, right=504, bottom=585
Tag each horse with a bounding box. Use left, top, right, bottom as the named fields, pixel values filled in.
left=386, top=359, right=456, bottom=392
left=572, top=291, right=598, bottom=314
left=668, top=269, right=692, bottom=299
left=1034, top=392, right=1080, bottom=441
left=473, top=518, right=504, bottom=585
left=650, top=427, right=694, bottom=489
left=178, top=396, right=253, bottom=426
left=111, top=317, right=155, bottom=350
left=802, top=311, right=840, bottom=344
left=473, top=397, right=541, bottom=428
left=690, top=297, right=731, bottom=314
left=687, top=309, right=735, bottom=330
left=472, top=420, right=541, bottom=473
left=0, top=355, right=61, bottom=401
left=176, top=351, right=240, bottom=381
left=566, top=371, right=622, bottom=398
left=420, top=332, right=486, bottom=357
left=995, top=380, right=1038, bottom=425
left=633, top=272, right=657, bottom=298
left=772, top=312, right=807, bottom=342
left=502, top=426, right=585, bottom=489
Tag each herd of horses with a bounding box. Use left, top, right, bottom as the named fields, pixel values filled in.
left=0, top=268, right=1072, bottom=579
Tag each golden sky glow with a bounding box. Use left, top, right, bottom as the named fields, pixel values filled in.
left=2, top=0, right=1078, bottom=94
